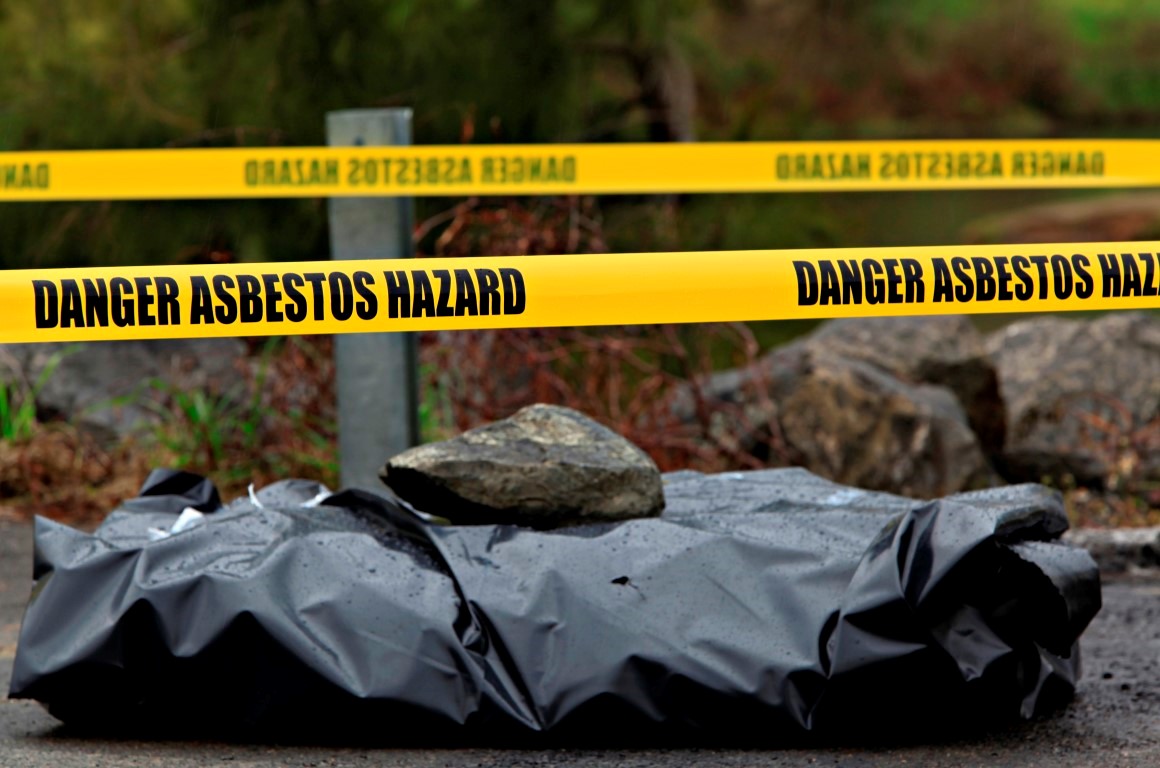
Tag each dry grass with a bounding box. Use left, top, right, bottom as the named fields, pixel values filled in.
left=0, top=335, right=339, bottom=527
left=0, top=426, right=154, bottom=528
left=1058, top=392, right=1160, bottom=528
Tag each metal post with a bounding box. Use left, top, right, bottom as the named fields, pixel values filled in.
left=327, top=109, right=418, bottom=491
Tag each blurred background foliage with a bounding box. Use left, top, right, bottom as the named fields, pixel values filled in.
left=2, top=0, right=1159, bottom=523
left=2, top=0, right=1159, bottom=270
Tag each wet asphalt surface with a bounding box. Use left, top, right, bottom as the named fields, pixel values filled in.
left=1, top=518, right=1157, bottom=767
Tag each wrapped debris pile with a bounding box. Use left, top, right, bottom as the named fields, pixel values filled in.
left=9, top=467, right=1100, bottom=742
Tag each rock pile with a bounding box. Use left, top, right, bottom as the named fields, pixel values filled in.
left=679, top=311, right=1159, bottom=499
left=676, top=315, right=998, bottom=498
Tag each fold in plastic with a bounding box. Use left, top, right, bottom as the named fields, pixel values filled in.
left=9, top=467, right=1101, bottom=742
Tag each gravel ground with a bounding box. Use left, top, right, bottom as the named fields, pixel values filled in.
left=2, top=518, right=1158, bottom=767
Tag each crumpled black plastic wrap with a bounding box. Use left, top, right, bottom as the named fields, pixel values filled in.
left=8, top=467, right=1101, bottom=742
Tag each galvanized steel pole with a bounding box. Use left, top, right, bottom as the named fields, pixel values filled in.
left=327, top=109, right=419, bottom=491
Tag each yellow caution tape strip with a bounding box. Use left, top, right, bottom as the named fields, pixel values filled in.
left=4, top=242, right=1158, bottom=343
left=0, top=139, right=1149, bottom=200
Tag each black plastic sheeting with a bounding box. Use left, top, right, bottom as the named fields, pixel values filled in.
left=9, top=467, right=1101, bottom=743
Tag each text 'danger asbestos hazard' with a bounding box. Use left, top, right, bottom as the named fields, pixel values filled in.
left=3, top=242, right=1158, bottom=344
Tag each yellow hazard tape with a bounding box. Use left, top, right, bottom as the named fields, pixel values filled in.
left=3, top=242, right=1158, bottom=343
left=0, top=139, right=1150, bottom=200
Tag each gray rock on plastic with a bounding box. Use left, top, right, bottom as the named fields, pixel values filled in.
left=380, top=403, right=665, bottom=527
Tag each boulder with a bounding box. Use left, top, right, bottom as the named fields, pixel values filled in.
left=381, top=403, right=664, bottom=527
left=0, top=339, right=247, bottom=440
left=692, top=345, right=996, bottom=498
left=773, top=348, right=995, bottom=497
left=986, top=312, right=1160, bottom=488
left=801, top=316, right=1005, bottom=454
